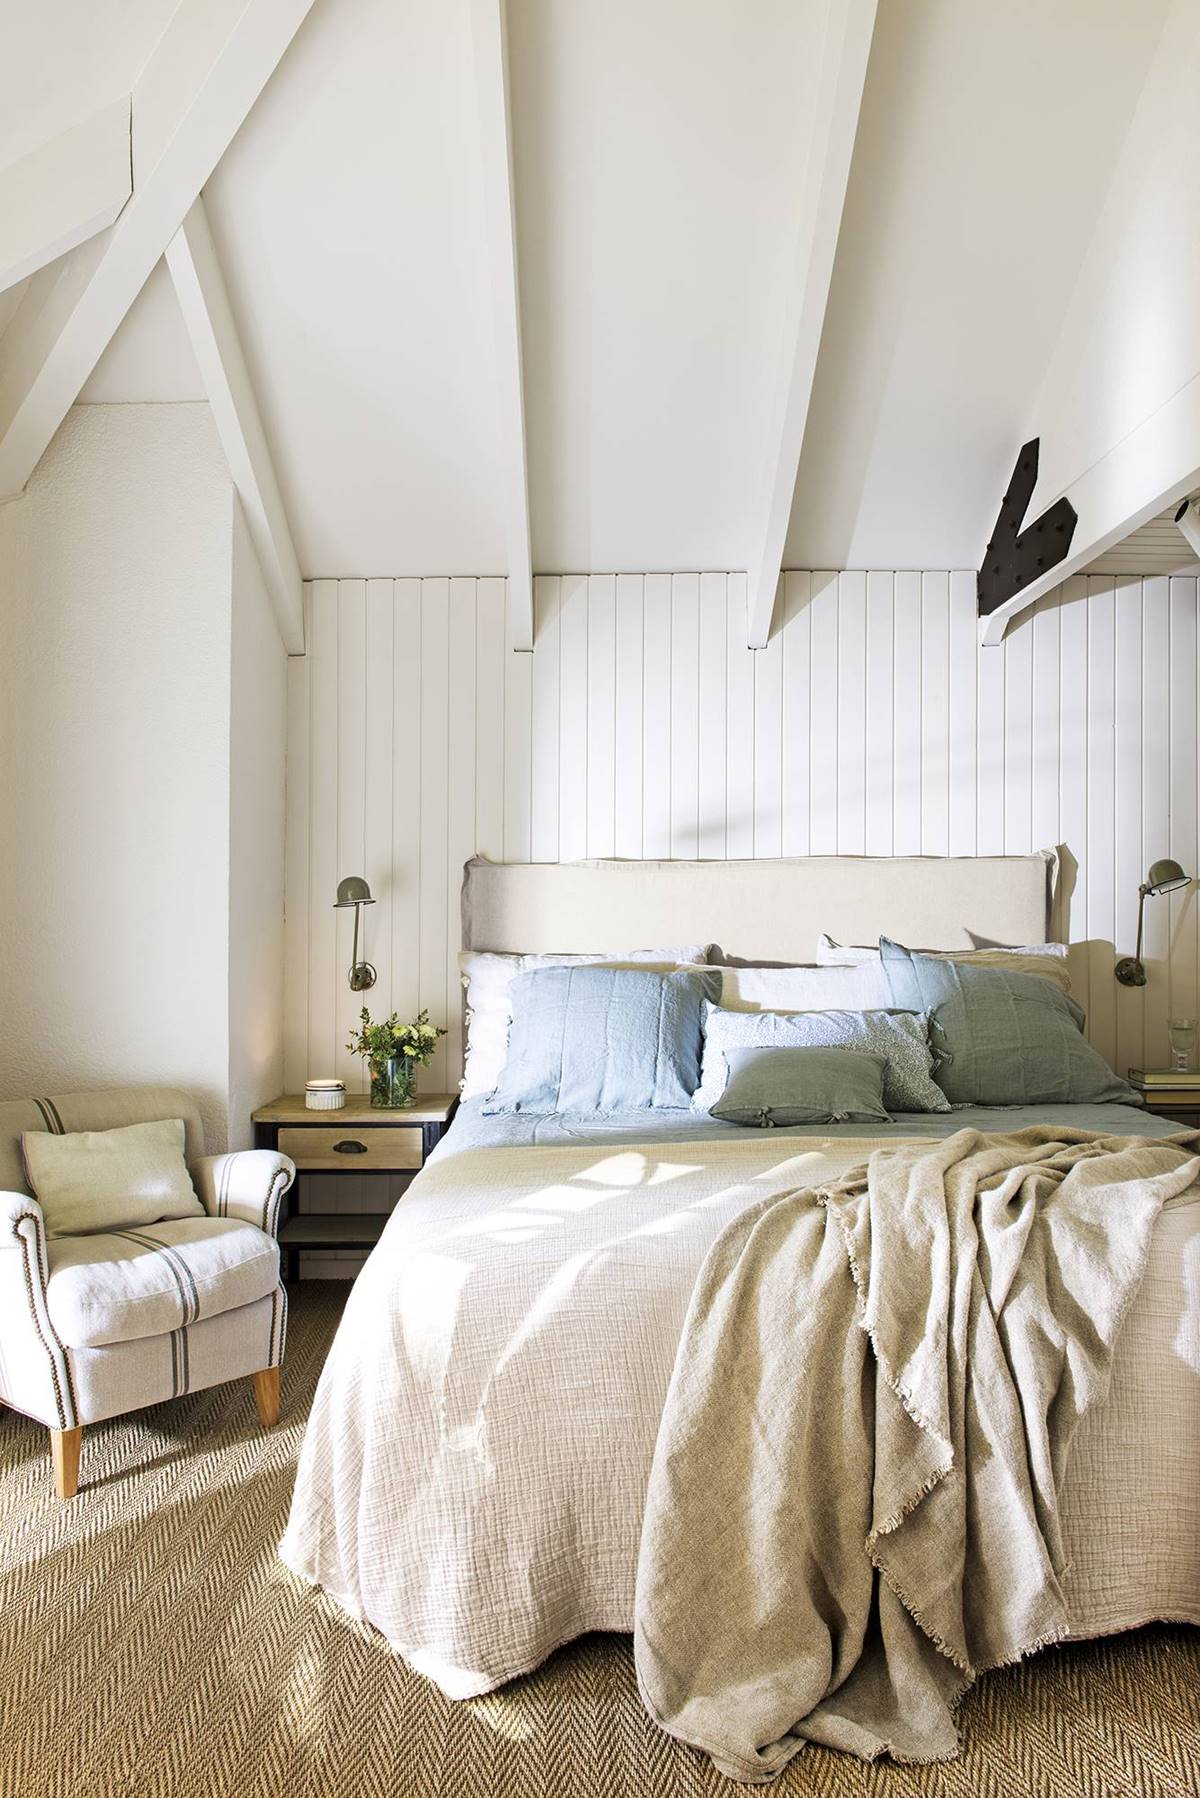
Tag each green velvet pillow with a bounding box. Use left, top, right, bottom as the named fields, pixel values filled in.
left=878, top=938, right=1138, bottom=1107
left=709, top=1046, right=892, bottom=1127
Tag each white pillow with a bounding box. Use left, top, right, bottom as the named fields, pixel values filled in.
left=717, top=963, right=891, bottom=1014
left=459, top=945, right=711, bottom=1099
left=21, top=1117, right=204, bottom=1238
left=815, top=934, right=1072, bottom=993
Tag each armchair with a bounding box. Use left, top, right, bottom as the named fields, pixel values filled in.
left=0, top=1087, right=295, bottom=1498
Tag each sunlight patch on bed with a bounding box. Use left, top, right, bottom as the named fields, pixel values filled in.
left=394, top=1253, right=471, bottom=1373
left=572, top=1151, right=694, bottom=1188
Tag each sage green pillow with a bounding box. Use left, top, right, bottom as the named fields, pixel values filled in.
left=21, top=1117, right=204, bottom=1237
left=878, top=939, right=1138, bottom=1107
left=710, top=1046, right=892, bottom=1127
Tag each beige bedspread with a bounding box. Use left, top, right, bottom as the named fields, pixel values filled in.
left=280, top=1127, right=1200, bottom=1708
left=634, top=1129, right=1200, bottom=1781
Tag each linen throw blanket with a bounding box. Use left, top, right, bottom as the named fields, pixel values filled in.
left=634, top=1127, right=1200, bottom=1782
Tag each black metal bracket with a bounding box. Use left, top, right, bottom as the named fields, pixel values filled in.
left=977, top=438, right=1077, bottom=618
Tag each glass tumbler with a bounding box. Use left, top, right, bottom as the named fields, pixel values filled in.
left=1167, top=1018, right=1197, bottom=1073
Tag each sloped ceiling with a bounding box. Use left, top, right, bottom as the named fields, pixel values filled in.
left=37, top=0, right=1176, bottom=579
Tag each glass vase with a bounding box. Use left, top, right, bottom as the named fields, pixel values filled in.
left=369, top=1057, right=416, bottom=1108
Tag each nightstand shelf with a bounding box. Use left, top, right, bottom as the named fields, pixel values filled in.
left=253, top=1092, right=458, bottom=1280
left=1127, top=1072, right=1200, bottom=1130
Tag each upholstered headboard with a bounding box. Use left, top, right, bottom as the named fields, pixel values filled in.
left=461, top=852, right=1061, bottom=961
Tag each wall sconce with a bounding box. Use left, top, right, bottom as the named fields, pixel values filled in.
left=334, top=876, right=377, bottom=991
left=1114, top=859, right=1191, bottom=987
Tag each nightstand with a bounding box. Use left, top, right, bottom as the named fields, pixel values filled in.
left=1126, top=1072, right=1200, bottom=1130
left=252, top=1093, right=458, bottom=1282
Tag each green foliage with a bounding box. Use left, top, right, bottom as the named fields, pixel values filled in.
left=346, top=1007, right=446, bottom=1070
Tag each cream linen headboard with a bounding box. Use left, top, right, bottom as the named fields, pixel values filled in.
left=461, top=853, right=1061, bottom=960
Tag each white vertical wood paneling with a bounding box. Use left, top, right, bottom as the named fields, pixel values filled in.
left=753, top=597, right=784, bottom=858
left=417, top=579, right=450, bottom=1093
left=947, top=570, right=977, bottom=857
left=698, top=572, right=727, bottom=859
left=474, top=578, right=506, bottom=864
left=282, top=588, right=311, bottom=1094
left=642, top=575, right=672, bottom=858
left=558, top=574, right=589, bottom=864
left=306, top=581, right=339, bottom=1081
left=502, top=583, right=532, bottom=864
left=892, top=572, right=921, bottom=856
left=1113, top=577, right=1143, bottom=1077
left=725, top=575, right=755, bottom=860
left=1142, top=578, right=1171, bottom=1067
left=288, top=570, right=1193, bottom=1095
left=1085, top=578, right=1116, bottom=1071
left=781, top=571, right=812, bottom=857
left=363, top=580, right=395, bottom=1049
left=669, top=574, right=700, bottom=859
left=614, top=574, right=644, bottom=859
left=530, top=576, right=560, bottom=862
left=835, top=571, right=866, bottom=855
left=445, top=577, right=477, bottom=1087
left=920, top=573, right=950, bottom=856
left=808, top=573, right=839, bottom=855
left=1169, top=578, right=1198, bottom=1032
left=863, top=571, right=893, bottom=857
left=390, top=579, right=422, bottom=1032
left=585, top=574, right=616, bottom=858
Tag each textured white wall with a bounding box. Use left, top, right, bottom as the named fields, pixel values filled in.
left=0, top=404, right=289, bottom=1152
left=227, top=500, right=287, bottom=1147
left=287, top=570, right=1200, bottom=1098
left=0, top=405, right=233, bottom=1146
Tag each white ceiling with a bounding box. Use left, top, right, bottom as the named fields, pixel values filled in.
left=27, top=0, right=1179, bottom=580
left=0, top=1, right=177, bottom=169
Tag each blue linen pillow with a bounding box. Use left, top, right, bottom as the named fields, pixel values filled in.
left=709, top=1046, right=892, bottom=1127
left=482, top=964, right=721, bottom=1113
left=878, top=937, right=1139, bottom=1107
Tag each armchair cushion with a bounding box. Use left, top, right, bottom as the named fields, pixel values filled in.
left=46, top=1216, right=279, bottom=1349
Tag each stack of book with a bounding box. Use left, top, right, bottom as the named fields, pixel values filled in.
left=1127, top=1068, right=1200, bottom=1088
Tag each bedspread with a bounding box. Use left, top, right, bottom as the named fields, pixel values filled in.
left=634, top=1128, right=1200, bottom=1780
left=280, top=1112, right=1200, bottom=1704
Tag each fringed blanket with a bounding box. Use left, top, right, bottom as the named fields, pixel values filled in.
left=633, top=1127, right=1200, bottom=1781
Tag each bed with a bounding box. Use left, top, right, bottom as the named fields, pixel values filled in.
left=280, top=853, right=1200, bottom=1763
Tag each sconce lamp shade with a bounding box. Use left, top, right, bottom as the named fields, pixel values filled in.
left=1144, top=859, right=1189, bottom=896
left=335, top=876, right=375, bottom=908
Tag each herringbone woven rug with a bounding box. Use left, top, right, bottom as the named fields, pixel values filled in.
left=1, top=1284, right=1196, bottom=1798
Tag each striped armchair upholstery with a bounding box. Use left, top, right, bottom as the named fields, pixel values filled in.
left=0, top=1087, right=294, bottom=1498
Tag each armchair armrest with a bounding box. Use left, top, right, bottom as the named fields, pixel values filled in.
left=194, top=1151, right=294, bottom=1238
left=0, top=1190, right=77, bottom=1430
left=1, top=1188, right=48, bottom=1278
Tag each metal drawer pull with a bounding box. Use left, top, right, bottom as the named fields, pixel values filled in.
left=332, top=1139, right=368, bottom=1154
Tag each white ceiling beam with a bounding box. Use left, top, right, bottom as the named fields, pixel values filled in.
left=746, top=0, right=878, bottom=650
left=470, top=0, right=533, bottom=653
left=167, top=197, right=303, bottom=653
left=980, top=371, right=1200, bottom=644
left=0, top=99, right=132, bottom=297
left=0, top=0, right=317, bottom=504
left=1174, top=497, right=1200, bottom=561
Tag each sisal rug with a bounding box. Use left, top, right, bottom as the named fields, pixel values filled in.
left=1, top=1284, right=1196, bottom=1798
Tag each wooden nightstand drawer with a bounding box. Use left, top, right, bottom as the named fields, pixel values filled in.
left=277, top=1124, right=424, bottom=1172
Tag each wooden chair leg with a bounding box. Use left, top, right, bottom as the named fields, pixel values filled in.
left=251, top=1367, right=280, bottom=1428
left=50, top=1425, right=83, bottom=1500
